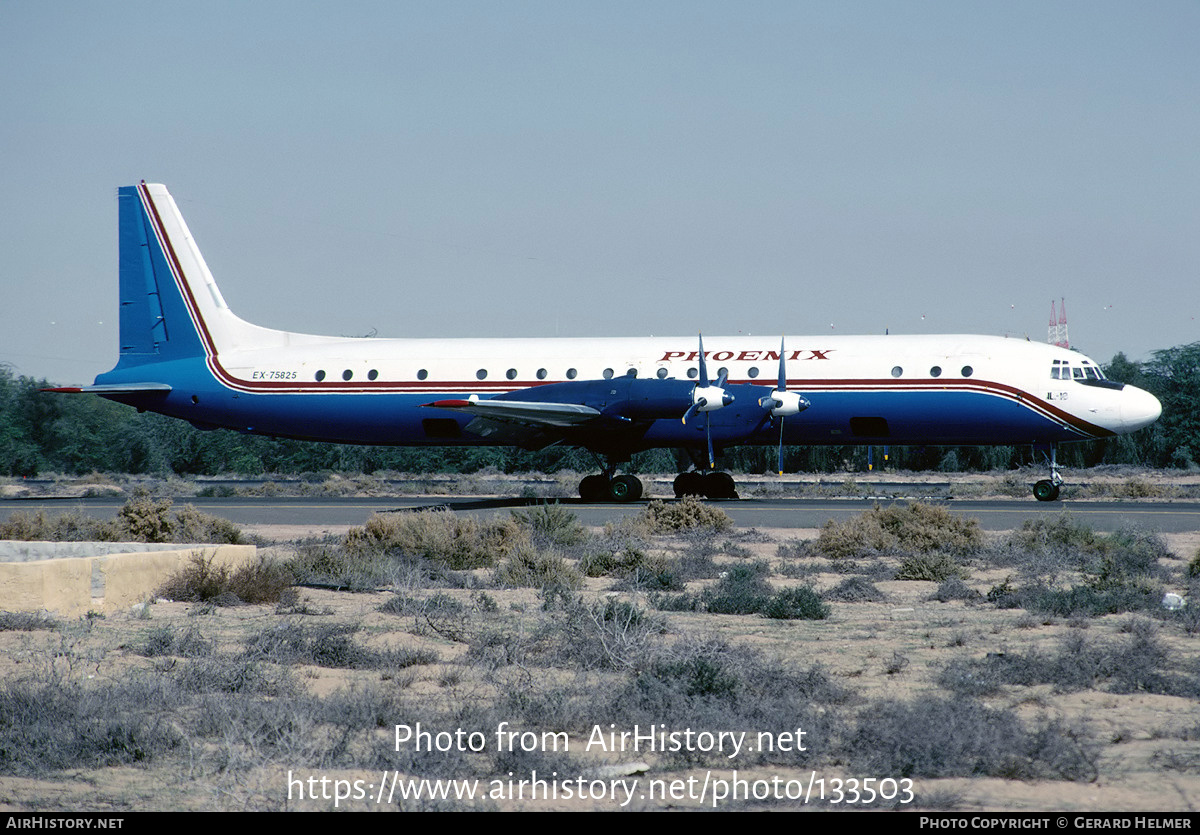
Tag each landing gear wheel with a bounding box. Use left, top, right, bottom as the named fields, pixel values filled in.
left=579, top=474, right=608, bottom=501
left=674, top=471, right=705, bottom=498
left=1033, top=479, right=1061, bottom=502
left=703, top=471, right=738, bottom=500
left=609, top=474, right=643, bottom=502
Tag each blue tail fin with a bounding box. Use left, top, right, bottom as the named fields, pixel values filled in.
left=113, top=183, right=207, bottom=368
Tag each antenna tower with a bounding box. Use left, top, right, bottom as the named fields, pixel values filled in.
left=1048, top=298, right=1069, bottom=348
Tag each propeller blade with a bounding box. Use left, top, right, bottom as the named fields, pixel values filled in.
left=682, top=398, right=707, bottom=425
left=697, top=333, right=710, bottom=388
left=706, top=415, right=716, bottom=470
left=777, top=416, right=785, bottom=475
left=778, top=336, right=787, bottom=392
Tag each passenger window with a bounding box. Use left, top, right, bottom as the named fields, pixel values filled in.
left=930, top=366, right=942, bottom=378
left=368, top=369, right=379, bottom=381
left=536, top=368, right=548, bottom=380
left=506, top=368, right=518, bottom=380
left=656, top=367, right=668, bottom=379
left=566, top=368, right=577, bottom=380
left=342, top=369, right=353, bottom=381
left=476, top=369, right=488, bottom=380
left=417, top=369, right=428, bottom=380
left=315, top=370, right=326, bottom=382
left=961, top=366, right=974, bottom=377
left=891, top=366, right=903, bottom=378
left=626, top=368, right=637, bottom=377
left=748, top=366, right=759, bottom=379
left=687, top=368, right=698, bottom=380
left=603, top=368, right=614, bottom=380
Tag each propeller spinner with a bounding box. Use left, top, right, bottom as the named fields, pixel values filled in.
left=682, top=334, right=734, bottom=469
left=758, top=337, right=810, bottom=474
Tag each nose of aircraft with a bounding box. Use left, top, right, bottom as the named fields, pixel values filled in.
left=1120, top=385, right=1162, bottom=433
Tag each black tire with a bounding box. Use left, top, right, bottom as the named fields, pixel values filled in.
left=1033, top=479, right=1061, bottom=502
left=609, top=474, right=643, bottom=502
left=579, top=474, right=608, bottom=501
left=674, top=471, right=704, bottom=497
left=704, top=471, right=738, bottom=499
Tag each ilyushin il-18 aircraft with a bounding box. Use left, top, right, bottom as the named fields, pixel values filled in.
left=50, top=183, right=1162, bottom=503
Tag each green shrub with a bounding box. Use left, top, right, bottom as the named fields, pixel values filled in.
left=932, top=578, right=981, bottom=602
left=703, top=563, right=774, bottom=615
left=1009, top=514, right=1103, bottom=555
left=494, top=543, right=583, bottom=589
left=844, top=696, right=1097, bottom=781
left=0, top=611, right=59, bottom=632
left=896, top=552, right=968, bottom=582
left=243, top=621, right=438, bottom=670
left=1028, top=583, right=1160, bottom=619
left=762, top=586, right=830, bottom=620
left=510, top=503, right=589, bottom=546
left=826, top=576, right=887, bottom=603
left=137, top=625, right=214, bottom=658
left=580, top=545, right=651, bottom=577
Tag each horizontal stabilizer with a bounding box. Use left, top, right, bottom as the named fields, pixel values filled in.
left=43, top=383, right=173, bottom=394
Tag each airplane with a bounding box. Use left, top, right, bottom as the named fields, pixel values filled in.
left=48, top=182, right=1163, bottom=503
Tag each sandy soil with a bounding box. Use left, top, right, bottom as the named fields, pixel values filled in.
left=1, top=517, right=1199, bottom=812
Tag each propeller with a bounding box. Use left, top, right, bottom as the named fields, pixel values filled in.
left=757, top=337, right=810, bottom=474
left=682, top=333, right=734, bottom=469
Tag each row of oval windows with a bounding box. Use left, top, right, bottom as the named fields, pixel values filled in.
left=893, top=365, right=974, bottom=378
left=313, top=365, right=974, bottom=382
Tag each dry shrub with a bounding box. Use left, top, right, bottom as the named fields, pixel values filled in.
left=0, top=509, right=119, bottom=541
left=0, top=499, right=243, bottom=544
left=157, top=553, right=295, bottom=606
left=814, top=502, right=982, bottom=560
left=635, top=497, right=732, bottom=534
left=344, top=511, right=525, bottom=570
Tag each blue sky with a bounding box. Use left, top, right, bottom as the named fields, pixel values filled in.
left=2, top=1, right=1197, bottom=384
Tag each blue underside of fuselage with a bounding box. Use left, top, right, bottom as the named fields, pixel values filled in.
left=97, top=359, right=1087, bottom=450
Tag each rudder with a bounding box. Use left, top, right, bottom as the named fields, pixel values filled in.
left=113, top=183, right=206, bottom=367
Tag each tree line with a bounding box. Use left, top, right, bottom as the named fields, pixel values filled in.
left=2, top=343, right=1196, bottom=478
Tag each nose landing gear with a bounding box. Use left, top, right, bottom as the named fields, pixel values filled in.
left=1033, top=443, right=1063, bottom=502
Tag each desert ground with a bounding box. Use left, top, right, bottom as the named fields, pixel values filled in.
left=1, top=479, right=1199, bottom=812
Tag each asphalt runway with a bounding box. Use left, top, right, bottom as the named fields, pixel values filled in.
left=4, top=495, right=1200, bottom=533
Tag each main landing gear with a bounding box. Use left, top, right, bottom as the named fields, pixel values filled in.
left=1032, top=443, right=1063, bottom=502
left=673, top=470, right=738, bottom=500
left=578, top=472, right=644, bottom=502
